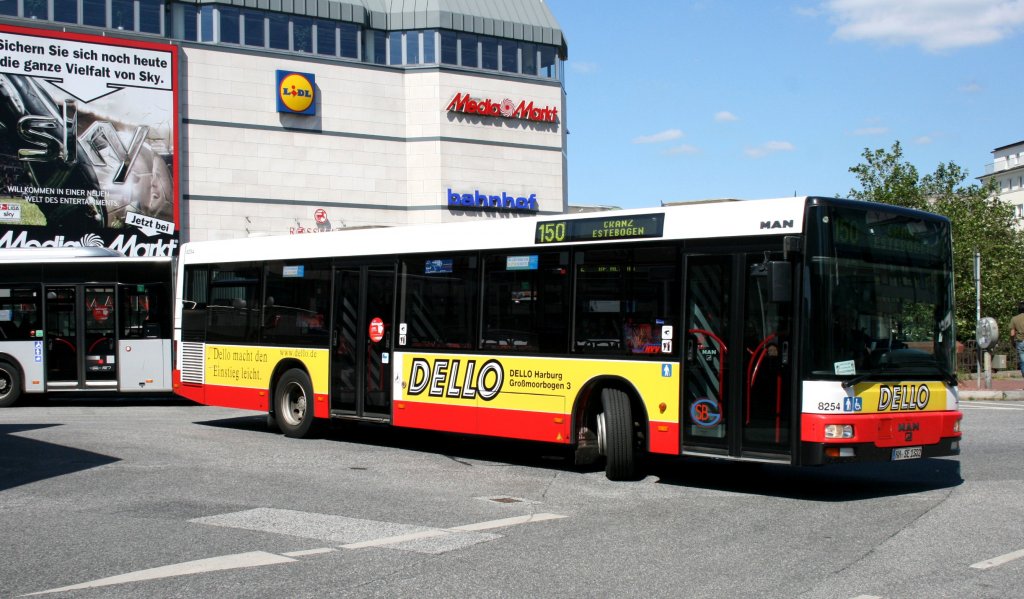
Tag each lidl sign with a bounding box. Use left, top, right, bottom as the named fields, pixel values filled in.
left=276, top=70, right=315, bottom=115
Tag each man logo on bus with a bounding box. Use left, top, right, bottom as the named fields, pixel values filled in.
left=407, top=357, right=503, bottom=401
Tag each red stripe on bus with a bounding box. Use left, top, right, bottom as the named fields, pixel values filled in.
left=801, top=412, right=961, bottom=446
left=196, top=384, right=269, bottom=412
left=648, top=421, right=680, bottom=455
left=393, top=401, right=476, bottom=435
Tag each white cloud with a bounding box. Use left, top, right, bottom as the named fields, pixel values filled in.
left=714, top=111, right=739, bottom=122
left=914, top=135, right=934, bottom=145
left=745, top=141, right=796, bottom=158
left=959, top=81, right=984, bottom=93
left=825, top=0, right=1024, bottom=51
left=665, top=144, right=700, bottom=155
left=852, top=126, right=889, bottom=136
left=570, top=61, right=598, bottom=74
left=632, top=129, right=684, bottom=144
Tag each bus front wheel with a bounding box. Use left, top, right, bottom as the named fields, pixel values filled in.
left=274, top=369, right=318, bottom=438
left=599, top=388, right=636, bottom=481
left=0, top=362, right=22, bottom=408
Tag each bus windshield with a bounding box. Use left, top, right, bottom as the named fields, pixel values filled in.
left=805, top=203, right=955, bottom=381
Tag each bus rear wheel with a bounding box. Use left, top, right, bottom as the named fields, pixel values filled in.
left=274, top=369, right=318, bottom=438
left=599, top=388, right=636, bottom=481
left=0, top=362, right=22, bottom=408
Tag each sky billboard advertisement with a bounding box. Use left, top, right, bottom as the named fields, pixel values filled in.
left=0, top=24, right=178, bottom=256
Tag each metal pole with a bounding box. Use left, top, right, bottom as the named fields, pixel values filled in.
left=975, top=251, right=981, bottom=387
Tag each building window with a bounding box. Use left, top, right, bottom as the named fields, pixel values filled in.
left=459, top=32, right=478, bottom=68
left=481, top=36, right=497, bottom=70
left=83, top=0, right=106, bottom=27
left=111, top=0, right=133, bottom=30
left=243, top=11, right=264, bottom=47
left=440, top=30, right=458, bottom=65
left=0, top=0, right=17, bottom=16
left=521, top=42, right=537, bottom=76
left=1016, top=204, right=1024, bottom=220
left=267, top=12, right=288, bottom=49
left=54, top=0, right=78, bottom=23
left=139, top=0, right=161, bottom=34
left=540, top=45, right=557, bottom=78
left=364, top=29, right=385, bottom=64
left=293, top=17, right=312, bottom=53
left=199, top=5, right=214, bottom=41
left=423, top=29, right=436, bottom=63
left=219, top=6, right=240, bottom=44
left=388, top=30, right=403, bottom=65
left=172, top=2, right=197, bottom=40
left=500, top=39, right=518, bottom=73
left=405, top=30, right=420, bottom=64
left=340, top=22, right=359, bottom=59
left=315, top=19, right=336, bottom=56
left=24, top=0, right=47, bottom=20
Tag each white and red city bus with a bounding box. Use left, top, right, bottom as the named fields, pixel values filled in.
left=173, top=197, right=961, bottom=480
left=0, top=247, right=172, bottom=407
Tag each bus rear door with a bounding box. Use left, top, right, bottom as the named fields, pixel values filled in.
left=330, top=262, right=396, bottom=420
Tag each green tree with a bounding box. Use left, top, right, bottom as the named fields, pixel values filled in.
left=847, top=141, right=1022, bottom=342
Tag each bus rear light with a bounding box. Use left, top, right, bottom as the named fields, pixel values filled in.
left=825, top=447, right=855, bottom=458
left=824, top=424, right=854, bottom=439
left=953, top=418, right=962, bottom=433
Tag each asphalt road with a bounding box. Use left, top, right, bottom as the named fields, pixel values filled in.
left=1, top=397, right=1021, bottom=599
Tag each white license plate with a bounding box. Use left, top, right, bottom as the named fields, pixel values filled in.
left=892, top=446, right=922, bottom=461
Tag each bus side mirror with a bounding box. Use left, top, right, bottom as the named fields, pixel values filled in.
left=768, top=261, right=791, bottom=303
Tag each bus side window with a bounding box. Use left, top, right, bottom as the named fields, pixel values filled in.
left=480, top=252, right=569, bottom=353
left=0, top=287, right=42, bottom=341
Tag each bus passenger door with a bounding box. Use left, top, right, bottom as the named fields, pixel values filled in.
left=45, top=285, right=117, bottom=390
left=682, top=252, right=793, bottom=461
left=330, top=263, right=395, bottom=420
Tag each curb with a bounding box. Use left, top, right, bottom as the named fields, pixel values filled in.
left=958, top=390, right=1024, bottom=401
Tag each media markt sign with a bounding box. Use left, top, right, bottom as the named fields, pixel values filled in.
left=446, top=92, right=558, bottom=124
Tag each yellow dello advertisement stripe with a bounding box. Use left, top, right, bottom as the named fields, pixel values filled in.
left=852, top=381, right=948, bottom=413
left=204, top=344, right=330, bottom=395
left=396, top=352, right=680, bottom=420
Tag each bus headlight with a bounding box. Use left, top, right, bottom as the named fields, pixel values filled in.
left=824, top=424, right=854, bottom=439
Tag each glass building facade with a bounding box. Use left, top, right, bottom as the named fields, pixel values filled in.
left=0, top=0, right=565, bottom=81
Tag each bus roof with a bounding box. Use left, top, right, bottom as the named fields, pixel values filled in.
left=180, top=196, right=851, bottom=265
left=180, top=196, right=813, bottom=265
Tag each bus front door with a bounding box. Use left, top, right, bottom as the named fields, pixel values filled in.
left=45, top=285, right=118, bottom=391
left=330, top=263, right=395, bottom=420
left=682, top=253, right=792, bottom=461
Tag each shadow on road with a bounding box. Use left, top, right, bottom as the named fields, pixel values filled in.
left=645, top=455, right=963, bottom=501
left=0, top=424, right=121, bottom=492
left=195, top=414, right=963, bottom=500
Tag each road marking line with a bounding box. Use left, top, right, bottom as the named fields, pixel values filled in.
left=448, top=513, right=567, bottom=532
left=849, top=595, right=882, bottom=599
left=970, top=548, right=1024, bottom=570
left=281, top=547, right=336, bottom=557
left=24, top=551, right=295, bottom=596
left=960, top=404, right=1023, bottom=410
left=340, top=529, right=449, bottom=549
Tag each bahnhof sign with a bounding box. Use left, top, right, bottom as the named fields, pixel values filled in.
left=0, top=0, right=568, bottom=251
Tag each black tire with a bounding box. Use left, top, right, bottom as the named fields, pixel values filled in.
left=0, top=362, right=22, bottom=408
left=273, top=369, right=318, bottom=438
left=601, top=388, right=636, bottom=481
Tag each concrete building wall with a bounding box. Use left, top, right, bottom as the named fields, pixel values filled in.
left=181, top=44, right=565, bottom=242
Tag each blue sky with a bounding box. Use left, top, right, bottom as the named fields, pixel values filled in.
left=545, top=0, right=1024, bottom=209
